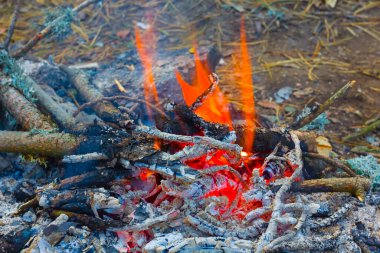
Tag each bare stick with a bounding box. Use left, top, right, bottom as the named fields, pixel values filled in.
left=134, top=126, right=242, bottom=158
left=12, top=0, right=99, bottom=58
left=108, top=209, right=180, bottom=231
left=2, top=0, right=20, bottom=50
left=73, top=95, right=167, bottom=118
left=290, top=80, right=356, bottom=130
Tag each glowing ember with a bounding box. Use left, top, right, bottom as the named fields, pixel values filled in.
left=175, top=46, right=233, bottom=127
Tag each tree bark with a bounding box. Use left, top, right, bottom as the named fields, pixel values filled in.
left=0, top=85, right=56, bottom=131
left=0, top=131, right=84, bottom=157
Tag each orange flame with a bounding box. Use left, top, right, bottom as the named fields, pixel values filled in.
left=233, top=18, right=256, bottom=151
left=175, top=46, right=232, bottom=127
left=135, top=26, right=160, bottom=121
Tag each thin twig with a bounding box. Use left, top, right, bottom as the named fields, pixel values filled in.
left=290, top=80, right=356, bottom=129
left=73, top=95, right=167, bottom=118
left=2, top=0, right=20, bottom=50
left=108, top=209, right=180, bottom=231
left=197, top=165, right=249, bottom=189
left=134, top=126, right=242, bottom=159
left=12, top=0, right=99, bottom=58
left=343, top=118, right=380, bottom=142
left=62, top=152, right=108, bottom=163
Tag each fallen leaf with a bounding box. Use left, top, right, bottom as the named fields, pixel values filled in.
left=116, top=29, right=131, bottom=39
left=316, top=136, right=332, bottom=157
left=326, top=0, right=338, bottom=8
left=0, top=28, right=6, bottom=35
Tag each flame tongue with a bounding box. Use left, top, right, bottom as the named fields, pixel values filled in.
left=175, top=46, right=233, bottom=127
left=135, top=26, right=160, bottom=121
left=233, top=18, right=256, bottom=152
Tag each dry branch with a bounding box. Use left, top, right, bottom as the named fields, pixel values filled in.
left=62, top=66, right=122, bottom=122
left=0, top=127, right=326, bottom=159
left=72, top=95, right=167, bottom=118
left=0, top=85, right=56, bottom=131
left=134, top=126, right=242, bottom=158
left=343, top=118, right=380, bottom=142
left=291, top=177, right=371, bottom=201
left=11, top=0, right=99, bottom=59
left=0, top=131, right=84, bottom=157
left=0, top=49, right=78, bottom=129
left=1, top=0, right=20, bottom=50
left=27, top=73, right=78, bottom=129
left=290, top=80, right=356, bottom=130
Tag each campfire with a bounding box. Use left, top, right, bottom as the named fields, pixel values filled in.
left=0, top=0, right=379, bottom=253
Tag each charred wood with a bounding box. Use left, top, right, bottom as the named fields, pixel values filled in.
left=50, top=209, right=120, bottom=231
